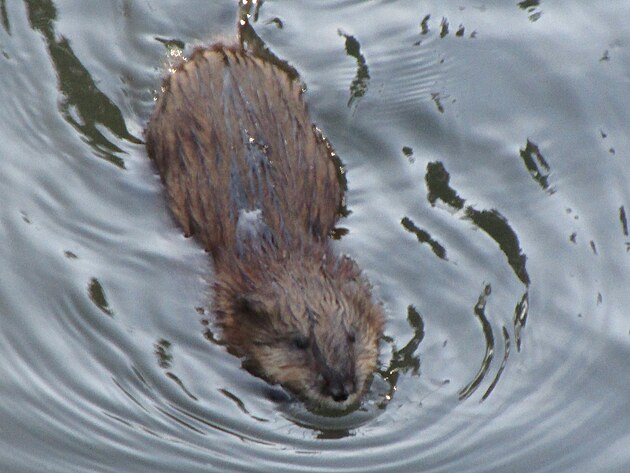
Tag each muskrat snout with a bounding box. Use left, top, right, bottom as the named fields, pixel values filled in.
left=321, top=371, right=355, bottom=403
left=214, top=254, right=384, bottom=410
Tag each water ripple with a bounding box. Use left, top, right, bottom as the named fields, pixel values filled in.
left=0, top=0, right=629, bottom=472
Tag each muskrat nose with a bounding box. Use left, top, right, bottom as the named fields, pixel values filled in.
left=330, top=385, right=349, bottom=402
left=323, top=374, right=352, bottom=402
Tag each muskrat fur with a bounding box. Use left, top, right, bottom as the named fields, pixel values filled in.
left=146, top=43, right=384, bottom=410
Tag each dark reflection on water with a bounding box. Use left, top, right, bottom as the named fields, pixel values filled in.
left=619, top=205, right=628, bottom=240
left=238, top=1, right=301, bottom=82
left=458, top=284, right=495, bottom=401
left=87, top=277, right=114, bottom=317
left=338, top=29, right=369, bottom=109
left=0, top=1, right=9, bottom=33
left=25, top=0, right=140, bottom=168
left=513, top=291, right=529, bottom=351
left=401, top=216, right=447, bottom=260
left=482, top=325, right=510, bottom=401
left=426, top=161, right=530, bottom=286
left=155, top=338, right=173, bottom=369
left=378, top=305, right=425, bottom=404
left=519, top=139, right=554, bottom=195
left=423, top=137, right=533, bottom=403
left=518, top=0, right=543, bottom=22
left=415, top=13, right=478, bottom=46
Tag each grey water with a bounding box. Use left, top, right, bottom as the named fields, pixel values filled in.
left=0, top=1, right=629, bottom=472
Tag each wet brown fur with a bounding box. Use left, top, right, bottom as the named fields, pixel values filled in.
left=146, top=44, right=384, bottom=409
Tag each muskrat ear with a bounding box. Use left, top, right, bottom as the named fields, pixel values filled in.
left=236, top=295, right=253, bottom=312
left=235, top=295, right=271, bottom=322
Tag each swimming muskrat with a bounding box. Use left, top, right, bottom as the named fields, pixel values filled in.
left=146, top=43, right=384, bottom=410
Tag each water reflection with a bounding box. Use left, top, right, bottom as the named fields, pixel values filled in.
left=420, top=14, right=430, bottom=35
left=379, top=305, right=425, bottom=405
left=87, top=277, right=114, bottom=317
left=2, top=0, right=629, bottom=470
left=165, top=372, right=198, bottom=401
left=619, top=206, right=629, bottom=245
left=482, top=326, right=510, bottom=401
left=430, top=92, right=446, bottom=113
left=155, top=338, right=173, bottom=369
left=425, top=161, right=530, bottom=286
left=338, top=30, right=370, bottom=109
left=518, top=0, right=543, bottom=22
left=0, top=0, right=9, bottom=33
left=519, top=139, right=555, bottom=194
left=424, top=161, right=530, bottom=398
left=238, top=0, right=300, bottom=81
left=513, top=292, right=529, bottom=351
left=458, top=284, right=494, bottom=400
left=439, top=17, right=449, bottom=39
left=414, top=13, right=477, bottom=45
left=152, top=337, right=199, bottom=400
left=401, top=216, right=447, bottom=260
left=24, top=0, right=140, bottom=168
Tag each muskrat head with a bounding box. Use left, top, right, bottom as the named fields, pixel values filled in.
left=214, top=254, right=385, bottom=411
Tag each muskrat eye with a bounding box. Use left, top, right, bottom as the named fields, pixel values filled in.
left=347, top=330, right=356, bottom=344
left=292, top=335, right=309, bottom=350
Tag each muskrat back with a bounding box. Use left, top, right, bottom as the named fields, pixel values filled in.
left=147, top=45, right=341, bottom=258
left=146, top=44, right=384, bottom=411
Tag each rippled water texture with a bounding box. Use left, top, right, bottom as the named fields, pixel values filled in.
left=1, top=0, right=629, bottom=471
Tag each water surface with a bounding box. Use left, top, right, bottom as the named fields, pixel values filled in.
left=1, top=0, right=629, bottom=471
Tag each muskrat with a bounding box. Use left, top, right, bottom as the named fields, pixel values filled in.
left=146, top=43, right=384, bottom=410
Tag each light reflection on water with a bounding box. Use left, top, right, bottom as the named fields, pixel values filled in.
left=0, top=0, right=629, bottom=471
